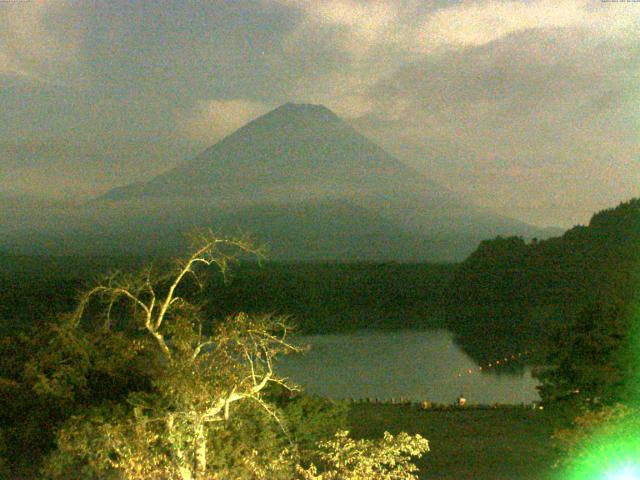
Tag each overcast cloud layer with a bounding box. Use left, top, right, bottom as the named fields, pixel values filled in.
left=1, top=0, right=638, bottom=227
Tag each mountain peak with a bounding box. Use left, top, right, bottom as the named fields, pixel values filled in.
left=275, top=102, right=335, bottom=114
left=98, top=100, right=433, bottom=202
left=256, top=102, right=340, bottom=126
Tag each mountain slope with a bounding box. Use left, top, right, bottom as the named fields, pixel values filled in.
left=6, top=103, right=559, bottom=260
left=101, top=103, right=445, bottom=201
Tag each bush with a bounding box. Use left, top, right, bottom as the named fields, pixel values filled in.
left=297, top=430, right=429, bottom=480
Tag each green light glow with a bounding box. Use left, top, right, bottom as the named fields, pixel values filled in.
left=604, top=465, right=640, bottom=480
left=558, top=301, right=640, bottom=479
left=560, top=432, right=640, bottom=480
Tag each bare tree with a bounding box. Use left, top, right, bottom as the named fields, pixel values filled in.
left=40, top=232, right=430, bottom=480
left=53, top=232, right=299, bottom=480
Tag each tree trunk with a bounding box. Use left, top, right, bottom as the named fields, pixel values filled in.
left=167, top=414, right=194, bottom=480
left=194, top=421, right=207, bottom=480
left=178, top=466, right=194, bottom=480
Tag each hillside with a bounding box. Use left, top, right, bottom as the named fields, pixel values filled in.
left=3, top=103, right=558, bottom=260
left=445, top=198, right=640, bottom=363
left=448, top=198, right=640, bottom=306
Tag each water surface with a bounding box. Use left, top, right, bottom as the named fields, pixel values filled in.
left=276, top=329, right=540, bottom=405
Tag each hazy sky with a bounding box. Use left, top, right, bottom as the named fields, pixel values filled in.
left=1, top=0, right=638, bottom=228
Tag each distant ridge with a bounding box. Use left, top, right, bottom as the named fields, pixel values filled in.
left=7, top=103, right=561, bottom=260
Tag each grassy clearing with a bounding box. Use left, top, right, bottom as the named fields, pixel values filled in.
left=349, top=403, right=561, bottom=479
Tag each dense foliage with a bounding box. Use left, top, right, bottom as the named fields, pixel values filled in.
left=297, top=430, right=429, bottom=479
left=0, top=258, right=454, bottom=338
left=448, top=198, right=640, bottom=308
left=207, top=261, right=453, bottom=332
left=537, top=300, right=632, bottom=407
left=0, top=235, right=429, bottom=479
left=525, top=200, right=640, bottom=473
left=445, top=198, right=640, bottom=364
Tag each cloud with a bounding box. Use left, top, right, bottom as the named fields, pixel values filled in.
left=276, top=0, right=399, bottom=39
left=270, top=0, right=639, bottom=121
left=274, top=0, right=420, bottom=63
left=355, top=25, right=640, bottom=227
left=180, top=99, right=271, bottom=143
left=266, top=1, right=426, bottom=119
left=0, top=1, right=84, bottom=84
left=264, top=0, right=640, bottom=226
left=417, top=0, right=626, bottom=52
left=273, top=0, right=637, bottom=59
left=0, top=47, right=27, bottom=77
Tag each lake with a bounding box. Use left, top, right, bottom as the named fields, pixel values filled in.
left=276, top=329, right=540, bottom=405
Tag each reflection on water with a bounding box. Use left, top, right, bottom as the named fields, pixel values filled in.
left=276, top=330, right=540, bottom=405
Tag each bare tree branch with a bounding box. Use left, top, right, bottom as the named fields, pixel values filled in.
left=59, top=232, right=301, bottom=480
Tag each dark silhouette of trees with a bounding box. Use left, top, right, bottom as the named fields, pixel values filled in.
left=537, top=300, right=630, bottom=406
left=445, top=198, right=640, bottom=366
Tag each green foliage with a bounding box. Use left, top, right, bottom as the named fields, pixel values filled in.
left=2, top=235, right=432, bottom=479
left=1, top=326, right=154, bottom=476
left=349, top=403, right=559, bottom=479
left=0, top=327, right=127, bottom=472
left=296, top=430, right=429, bottom=480
left=25, top=319, right=151, bottom=403
left=537, top=300, right=630, bottom=407
left=185, top=261, right=453, bottom=332
left=0, top=259, right=454, bottom=338
left=447, top=235, right=530, bottom=305
left=40, top=313, right=297, bottom=479
left=0, top=428, right=8, bottom=478
left=446, top=197, right=640, bottom=365
left=448, top=198, right=640, bottom=310
left=42, top=378, right=352, bottom=479
left=205, top=401, right=289, bottom=477
left=44, top=398, right=284, bottom=480
left=42, top=402, right=133, bottom=480
left=205, top=391, right=349, bottom=477
left=34, top=235, right=304, bottom=480
left=280, top=394, right=350, bottom=454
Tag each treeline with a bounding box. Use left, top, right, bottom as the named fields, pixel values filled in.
left=2, top=198, right=639, bottom=362
left=0, top=254, right=147, bottom=337
left=0, top=257, right=455, bottom=336
left=448, top=198, right=640, bottom=306
left=444, top=198, right=640, bottom=364
left=204, top=261, right=454, bottom=332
